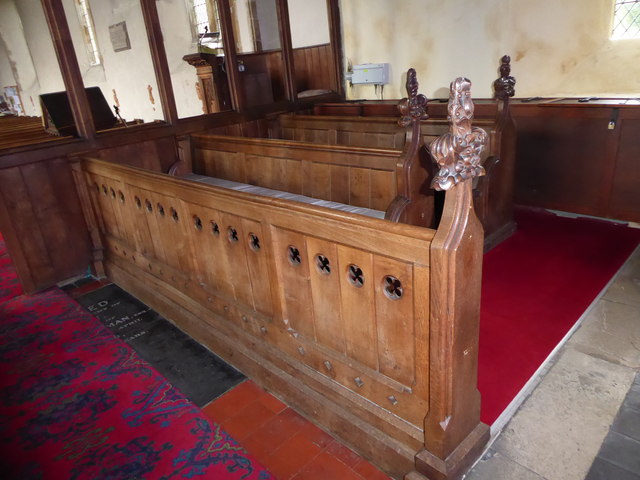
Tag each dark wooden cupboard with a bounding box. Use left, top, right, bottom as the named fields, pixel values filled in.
left=511, top=99, right=640, bottom=223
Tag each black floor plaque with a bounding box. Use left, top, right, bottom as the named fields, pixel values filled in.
left=75, top=283, right=245, bottom=407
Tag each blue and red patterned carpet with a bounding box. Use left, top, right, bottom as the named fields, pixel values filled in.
left=0, top=233, right=273, bottom=479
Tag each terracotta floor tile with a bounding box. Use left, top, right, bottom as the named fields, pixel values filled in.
left=325, top=439, right=362, bottom=468
left=291, top=451, right=363, bottom=480
left=250, top=408, right=308, bottom=451
left=204, top=380, right=263, bottom=421
left=220, top=400, right=276, bottom=441
left=297, top=421, right=335, bottom=450
left=265, top=431, right=323, bottom=479
left=352, top=457, right=393, bottom=480
left=239, top=433, right=273, bottom=464
left=256, top=390, right=288, bottom=415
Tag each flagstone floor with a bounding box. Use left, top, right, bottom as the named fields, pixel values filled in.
left=465, top=246, right=640, bottom=480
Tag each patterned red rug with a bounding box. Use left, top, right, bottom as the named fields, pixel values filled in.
left=0, top=234, right=23, bottom=302
left=0, top=257, right=273, bottom=478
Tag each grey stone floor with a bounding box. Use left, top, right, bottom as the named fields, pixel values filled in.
left=465, top=245, right=640, bottom=480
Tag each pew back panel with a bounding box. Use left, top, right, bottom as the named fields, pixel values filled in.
left=192, top=134, right=402, bottom=211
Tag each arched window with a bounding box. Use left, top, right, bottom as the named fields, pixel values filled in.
left=74, top=0, right=101, bottom=65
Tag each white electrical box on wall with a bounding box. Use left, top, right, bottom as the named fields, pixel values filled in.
left=351, top=63, right=390, bottom=84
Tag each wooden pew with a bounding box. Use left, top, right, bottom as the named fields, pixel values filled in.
left=177, top=71, right=434, bottom=229
left=268, top=56, right=518, bottom=250
left=0, top=115, right=68, bottom=150
left=73, top=77, right=490, bottom=480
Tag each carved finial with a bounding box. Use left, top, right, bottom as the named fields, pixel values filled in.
left=430, top=77, right=488, bottom=191
left=398, top=68, right=428, bottom=127
left=493, top=55, right=516, bottom=101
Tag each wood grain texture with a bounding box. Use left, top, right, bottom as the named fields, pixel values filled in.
left=191, top=133, right=401, bottom=209
left=512, top=103, right=640, bottom=223
left=272, top=112, right=514, bottom=245
left=0, top=160, right=91, bottom=292
left=75, top=156, right=441, bottom=477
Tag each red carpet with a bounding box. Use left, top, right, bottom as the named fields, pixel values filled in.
left=479, top=208, right=640, bottom=424
left=0, top=235, right=273, bottom=479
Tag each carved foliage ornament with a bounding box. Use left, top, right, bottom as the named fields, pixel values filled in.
left=398, top=68, right=428, bottom=127
left=493, top=54, right=516, bottom=101
left=430, top=77, right=488, bottom=191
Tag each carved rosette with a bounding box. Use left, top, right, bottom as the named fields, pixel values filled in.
left=397, top=68, right=428, bottom=127
left=430, top=77, right=488, bottom=191
left=493, top=54, right=516, bottom=101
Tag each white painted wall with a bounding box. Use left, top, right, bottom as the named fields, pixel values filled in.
left=340, top=0, right=640, bottom=99
left=0, top=0, right=52, bottom=116
left=77, top=0, right=163, bottom=123
left=0, top=33, right=17, bottom=98
left=254, top=0, right=281, bottom=51
left=14, top=0, right=66, bottom=101
left=4, top=0, right=639, bottom=121
left=155, top=0, right=204, bottom=118
left=289, top=0, right=330, bottom=48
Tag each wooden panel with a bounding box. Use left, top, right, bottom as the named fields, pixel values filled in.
left=337, top=244, right=377, bottom=370
left=90, top=174, right=120, bottom=242
left=374, top=255, right=415, bottom=386
left=21, top=161, right=88, bottom=280
left=123, top=185, right=159, bottom=258
left=131, top=186, right=168, bottom=264
left=150, top=191, right=185, bottom=272
left=185, top=204, right=236, bottom=300
left=292, top=44, right=334, bottom=93
left=310, top=162, right=331, bottom=200
left=349, top=167, right=371, bottom=208
left=330, top=165, right=350, bottom=204
left=96, top=137, right=176, bottom=173
left=205, top=150, right=246, bottom=182
left=273, top=228, right=316, bottom=339
left=412, top=264, right=430, bottom=400
left=240, top=218, right=274, bottom=317
left=0, top=167, right=56, bottom=287
left=514, top=106, right=615, bottom=216
left=371, top=169, right=395, bottom=211
left=0, top=159, right=91, bottom=292
left=305, top=236, right=345, bottom=354
left=609, top=116, right=640, bottom=221
left=109, top=179, right=139, bottom=251
left=218, top=211, right=254, bottom=308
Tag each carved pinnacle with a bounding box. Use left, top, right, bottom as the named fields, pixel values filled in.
left=493, top=54, right=516, bottom=101
left=430, top=77, right=487, bottom=191
left=398, top=68, right=428, bottom=127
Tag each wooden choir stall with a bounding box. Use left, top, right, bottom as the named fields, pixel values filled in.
left=72, top=71, right=493, bottom=480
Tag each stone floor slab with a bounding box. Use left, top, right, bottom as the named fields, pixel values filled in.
left=464, top=450, right=546, bottom=480
left=568, top=300, right=640, bottom=369
left=492, top=347, right=635, bottom=480
left=585, top=457, right=640, bottom=480
left=598, top=431, right=640, bottom=475
left=604, top=247, right=640, bottom=308
left=612, top=404, right=640, bottom=442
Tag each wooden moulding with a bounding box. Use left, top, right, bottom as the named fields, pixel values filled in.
left=385, top=68, right=432, bottom=228
left=406, top=77, right=490, bottom=480
left=69, top=158, right=106, bottom=278
left=477, top=54, right=518, bottom=251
